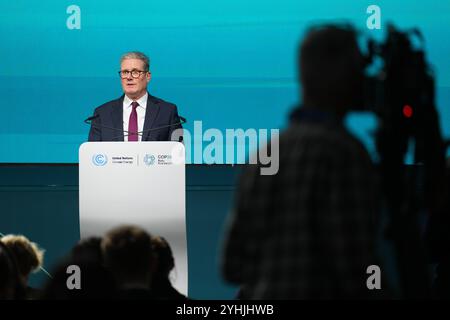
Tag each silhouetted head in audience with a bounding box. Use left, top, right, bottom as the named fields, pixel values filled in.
left=101, top=225, right=155, bottom=291
left=299, top=25, right=365, bottom=117
left=0, top=241, right=25, bottom=299
left=1, top=234, right=44, bottom=288
left=152, top=236, right=175, bottom=281
left=71, top=237, right=103, bottom=265
left=150, top=235, right=188, bottom=300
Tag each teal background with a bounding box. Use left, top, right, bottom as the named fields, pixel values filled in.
left=0, top=1, right=449, bottom=163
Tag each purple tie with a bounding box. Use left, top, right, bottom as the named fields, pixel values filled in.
left=128, top=101, right=139, bottom=141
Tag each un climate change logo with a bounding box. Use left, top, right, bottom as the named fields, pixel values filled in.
left=92, top=154, right=108, bottom=166
left=144, top=154, right=155, bottom=166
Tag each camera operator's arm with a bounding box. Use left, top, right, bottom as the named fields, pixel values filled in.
left=221, top=163, right=270, bottom=286
left=317, top=140, right=380, bottom=298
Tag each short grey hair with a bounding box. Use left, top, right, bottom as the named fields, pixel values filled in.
left=120, top=51, right=150, bottom=71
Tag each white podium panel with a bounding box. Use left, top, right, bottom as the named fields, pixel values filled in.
left=79, top=142, right=187, bottom=295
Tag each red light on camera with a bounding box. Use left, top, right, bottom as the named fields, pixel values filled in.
left=403, top=105, right=413, bottom=118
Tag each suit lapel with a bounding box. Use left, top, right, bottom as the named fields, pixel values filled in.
left=142, top=94, right=161, bottom=141
left=111, top=96, right=124, bottom=141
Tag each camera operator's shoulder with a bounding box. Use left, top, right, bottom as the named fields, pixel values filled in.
left=280, top=122, right=369, bottom=158
left=328, top=127, right=373, bottom=162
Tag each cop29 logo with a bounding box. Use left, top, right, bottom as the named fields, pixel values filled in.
left=144, top=154, right=156, bottom=166
left=92, top=154, right=108, bottom=166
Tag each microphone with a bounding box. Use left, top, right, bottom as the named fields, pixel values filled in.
left=85, top=114, right=186, bottom=141
left=85, top=114, right=128, bottom=138
left=84, top=114, right=99, bottom=123
left=129, top=116, right=186, bottom=139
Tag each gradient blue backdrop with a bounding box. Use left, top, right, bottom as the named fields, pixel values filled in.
left=1, top=0, right=449, bottom=163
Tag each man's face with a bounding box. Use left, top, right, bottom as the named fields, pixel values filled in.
left=120, top=58, right=151, bottom=100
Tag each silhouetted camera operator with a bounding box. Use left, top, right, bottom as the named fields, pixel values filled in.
left=221, top=25, right=382, bottom=299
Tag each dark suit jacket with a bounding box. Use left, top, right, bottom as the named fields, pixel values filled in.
left=88, top=93, right=182, bottom=141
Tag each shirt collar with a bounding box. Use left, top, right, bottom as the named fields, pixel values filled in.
left=124, top=92, right=148, bottom=109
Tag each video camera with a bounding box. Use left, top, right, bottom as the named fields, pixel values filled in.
left=362, top=24, right=448, bottom=298
left=363, top=24, right=443, bottom=165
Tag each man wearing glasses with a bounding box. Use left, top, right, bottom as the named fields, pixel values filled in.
left=88, top=51, right=183, bottom=142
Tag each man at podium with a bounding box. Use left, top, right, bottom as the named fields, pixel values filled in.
left=88, top=51, right=182, bottom=142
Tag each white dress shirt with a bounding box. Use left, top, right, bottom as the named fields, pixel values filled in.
left=123, top=93, right=148, bottom=141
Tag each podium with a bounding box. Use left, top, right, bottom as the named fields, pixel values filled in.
left=79, top=142, right=187, bottom=295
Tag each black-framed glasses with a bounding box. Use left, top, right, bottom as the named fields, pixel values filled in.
left=118, top=70, right=148, bottom=79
